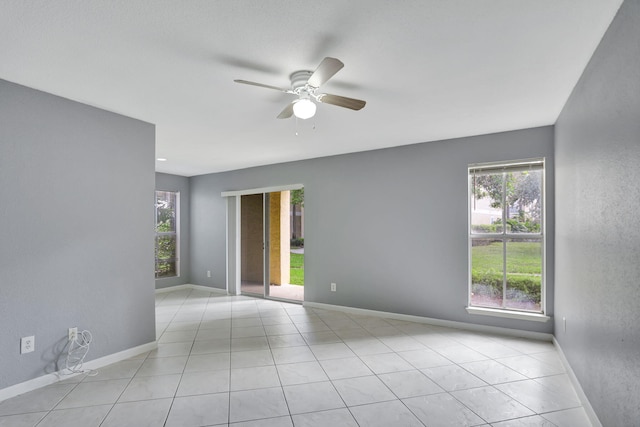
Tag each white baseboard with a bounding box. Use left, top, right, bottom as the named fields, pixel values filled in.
left=303, top=301, right=553, bottom=342
left=2, top=284, right=226, bottom=403
left=0, top=341, right=157, bottom=403
left=553, top=337, right=602, bottom=427
left=160, top=287, right=549, bottom=341
left=156, top=283, right=228, bottom=295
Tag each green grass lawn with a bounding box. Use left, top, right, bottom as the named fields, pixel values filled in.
left=290, top=253, right=304, bottom=286
left=472, top=241, right=541, bottom=274
left=472, top=240, right=542, bottom=307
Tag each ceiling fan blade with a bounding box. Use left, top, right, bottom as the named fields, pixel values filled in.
left=318, top=93, right=366, bottom=111
left=234, top=79, right=291, bottom=93
left=277, top=102, right=295, bottom=119
left=307, top=57, right=344, bottom=88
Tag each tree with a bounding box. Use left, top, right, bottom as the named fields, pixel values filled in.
left=473, top=174, right=504, bottom=208
left=291, top=189, right=304, bottom=207
left=511, top=171, right=541, bottom=221
left=473, top=171, right=541, bottom=231
left=291, top=188, right=304, bottom=241
left=155, top=191, right=177, bottom=277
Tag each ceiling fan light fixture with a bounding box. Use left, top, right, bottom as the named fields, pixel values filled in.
left=293, top=98, right=316, bottom=120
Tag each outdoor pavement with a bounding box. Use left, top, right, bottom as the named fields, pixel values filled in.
left=241, top=281, right=304, bottom=302
left=241, top=249, right=304, bottom=302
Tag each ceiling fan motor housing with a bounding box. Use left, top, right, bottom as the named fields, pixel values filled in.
left=290, top=70, right=314, bottom=92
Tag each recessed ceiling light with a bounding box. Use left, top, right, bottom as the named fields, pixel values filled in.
left=157, top=158, right=167, bottom=162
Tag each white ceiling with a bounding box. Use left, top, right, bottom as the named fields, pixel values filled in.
left=0, top=1, right=623, bottom=176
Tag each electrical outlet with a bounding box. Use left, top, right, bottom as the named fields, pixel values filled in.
left=69, top=327, right=78, bottom=341
left=207, top=270, right=211, bottom=278
left=330, top=282, right=337, bottom=292
left=21, top=336, right=35, bottom=354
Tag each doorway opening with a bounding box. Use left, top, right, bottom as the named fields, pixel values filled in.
left=239, top=190, right=304, bottom=302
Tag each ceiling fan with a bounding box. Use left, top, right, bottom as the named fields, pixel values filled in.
left=234, top=57, right=366, bottom=120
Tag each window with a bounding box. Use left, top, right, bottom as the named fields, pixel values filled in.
left=155, top=191, right=179, bottom=278
left=468, top=159, right=544, bottom=314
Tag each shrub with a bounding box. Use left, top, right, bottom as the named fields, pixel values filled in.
left=471, top=270, right=541, bottom=302
left=471, top=224, right=501, bottom=233
left=290, top=238, right=304, bottom=248
left=475, top=219, right=541, bottom=234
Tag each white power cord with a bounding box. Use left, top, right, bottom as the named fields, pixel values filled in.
left=65, top=330, right=98, bottom=376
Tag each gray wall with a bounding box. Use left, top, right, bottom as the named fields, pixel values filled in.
left=191, top=126, right=555, bottom=334
left=155, top=173, right=190, bottom=288
left=0, top=80, right=156, bottom=389
left=554, top=0, right=640, bottom=425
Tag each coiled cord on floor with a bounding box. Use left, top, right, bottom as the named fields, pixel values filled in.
left=65, top=330, right=98, bottom=376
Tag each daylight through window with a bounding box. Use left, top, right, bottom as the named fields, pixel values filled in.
left=155, top=191, right=179, bottom=278
left=469, top=159, right=544, bottom=313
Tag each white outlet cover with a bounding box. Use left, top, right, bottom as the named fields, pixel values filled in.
left=21, top=336, right=35, bottom=354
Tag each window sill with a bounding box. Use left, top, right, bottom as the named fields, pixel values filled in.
left=466, top=306, right=550, bottom=322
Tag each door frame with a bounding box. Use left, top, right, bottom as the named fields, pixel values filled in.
left=222, top=184, right=303, bottom=296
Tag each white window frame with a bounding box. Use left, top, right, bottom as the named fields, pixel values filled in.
left=466, top=159, right=549, bottom=322
left=155, top=190, right=180, bottom=279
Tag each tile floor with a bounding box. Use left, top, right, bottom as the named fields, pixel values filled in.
left=0, top=288, right=593, bottom=427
